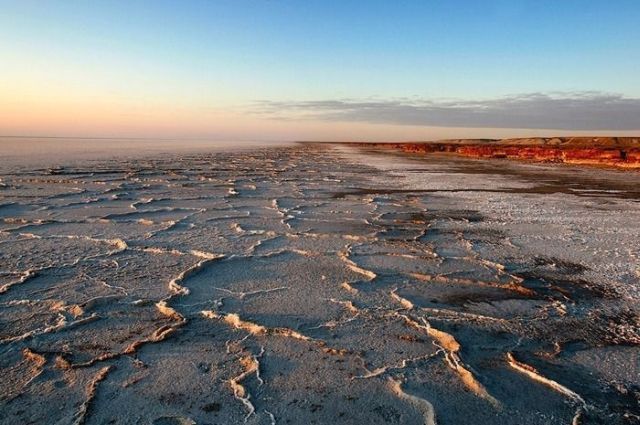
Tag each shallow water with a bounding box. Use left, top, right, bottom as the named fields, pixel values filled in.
left=0, top=137, right=284, bottom=168
left=0, top=143, right=638, bottom=424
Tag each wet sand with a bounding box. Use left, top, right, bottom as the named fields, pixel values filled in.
left=0, top=143, right=638, bottom=424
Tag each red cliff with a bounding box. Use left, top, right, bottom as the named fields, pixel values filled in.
left=342, top=137, right=640, bottom=169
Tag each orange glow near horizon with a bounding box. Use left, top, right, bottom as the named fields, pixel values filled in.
left=3, top=90, right=639, bottom=142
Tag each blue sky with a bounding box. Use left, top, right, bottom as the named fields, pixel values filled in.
left=1, top=0, right=639, bottom=139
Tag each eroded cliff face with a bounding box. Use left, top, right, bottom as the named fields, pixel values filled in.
left=344, top=137, right=640, bottom=168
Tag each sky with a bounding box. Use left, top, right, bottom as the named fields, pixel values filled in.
left=1, top=0, right=639, bottom=141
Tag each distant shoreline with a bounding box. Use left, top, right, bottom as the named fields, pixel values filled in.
left=326, top=137, right=640, bottom=169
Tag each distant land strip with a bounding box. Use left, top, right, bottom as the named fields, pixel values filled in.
left=331, top=137, right=640, bottom=169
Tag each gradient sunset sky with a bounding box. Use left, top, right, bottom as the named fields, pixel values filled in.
left=1, top=0, right=639, bottom=141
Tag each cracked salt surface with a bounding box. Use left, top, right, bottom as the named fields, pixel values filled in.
left=0, top=143, right=638, bottom=424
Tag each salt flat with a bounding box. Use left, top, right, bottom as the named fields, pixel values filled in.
left=0, top=143, right=638, bottom=424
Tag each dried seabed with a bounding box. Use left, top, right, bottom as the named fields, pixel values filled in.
left=0, top=145, right=638, bottom=424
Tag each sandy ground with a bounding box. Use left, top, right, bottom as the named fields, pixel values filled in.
left=0, top=143, right=638, bottom=424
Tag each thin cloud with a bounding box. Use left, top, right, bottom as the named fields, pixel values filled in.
left=253, top=92, right=640, bottom=131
